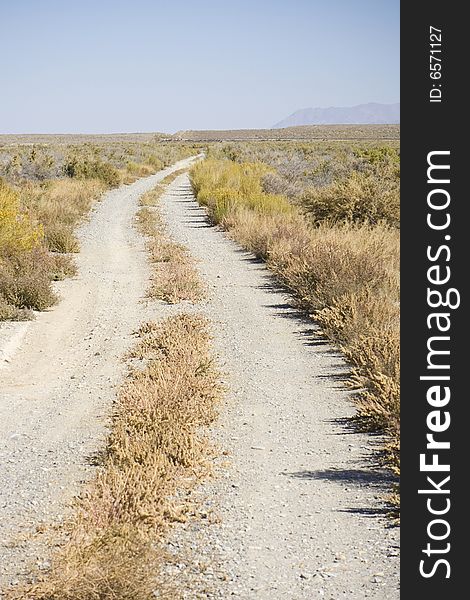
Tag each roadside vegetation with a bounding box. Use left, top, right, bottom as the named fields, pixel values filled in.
left=0, top=140, right=198, bottom=321
left=8, top=172, right=220, bottom=600
left=14, top=313, right=221, bottom=600
left=190, top=141, right=400, bottom=476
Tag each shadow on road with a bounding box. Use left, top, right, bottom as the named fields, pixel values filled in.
left=285, top=468, right=396, bottom=486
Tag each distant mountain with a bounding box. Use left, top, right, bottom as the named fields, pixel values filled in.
left=273, top=102, right=400, bottom=128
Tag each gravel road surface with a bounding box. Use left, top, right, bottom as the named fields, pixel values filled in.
left=0, top=157, right=198, bottom=592
left=157, top=174, right=400, bottom=599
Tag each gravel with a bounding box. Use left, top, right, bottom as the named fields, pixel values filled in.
left=0, top=157, right=198, bottom=593
left=156, top=174, right=400, bottom=599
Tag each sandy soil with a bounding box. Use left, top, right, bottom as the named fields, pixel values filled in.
left=0, top=156, right=198, bottom=591
left=157, top=174, right=400, bottom=599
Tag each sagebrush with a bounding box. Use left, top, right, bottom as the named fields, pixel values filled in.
left=191, top=147, right=400, bottom=475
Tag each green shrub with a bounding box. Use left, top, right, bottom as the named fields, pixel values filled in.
left=44, top=223, right=80, bottom=253
left=0, top=178, right=43, bottom=254
left=301, top=170, right=400, bottom=227
left=63, top=157, right=121, bottom=187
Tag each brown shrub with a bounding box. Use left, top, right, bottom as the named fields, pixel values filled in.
left=0, top=248, right=58, bottom=311
left=44, top=223, right=80, bottom=253
left=0, top=297, right=33, bottom=321
left=48, top=253, right=77, bottom=280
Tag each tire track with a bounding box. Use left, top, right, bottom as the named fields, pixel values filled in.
left=157, top=173, right=400, bottom=599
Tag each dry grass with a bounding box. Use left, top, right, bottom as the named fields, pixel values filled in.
left=10, top=313, right=222, bottom=599
left=136, top=191, right=204, bottom=304
left=139, top=185, right=164, bottom=207
left=191, top=157, right=400, bottom=475
left=6, top=162, right=217, bottom=598
left=0, top=144, right=199, bottom=321
left=159, top=168, right=188, bottom=186
left=20, top=178, right=107, bottom=252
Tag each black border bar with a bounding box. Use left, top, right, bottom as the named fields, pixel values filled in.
left=401, top=3, right=466, bottom=597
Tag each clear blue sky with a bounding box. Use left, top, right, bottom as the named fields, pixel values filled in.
left=0, top=0, right=399, bottom=133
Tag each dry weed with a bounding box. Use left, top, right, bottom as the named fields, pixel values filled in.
left=190, top=157, right=400, bottom=475
left=160, top=168, right=188, bottom=186
left=136, top=202, right=204, bottom=304
left=9, top=314, right=221, bottom=599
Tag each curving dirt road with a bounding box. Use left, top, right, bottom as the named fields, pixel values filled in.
left=0, top=156, right=198, bottom=590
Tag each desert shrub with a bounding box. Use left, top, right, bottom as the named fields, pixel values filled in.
left=44, top=223, right=79, bottom=253
left=19, top=178, right=105, bottom=230
left=301, top=170, right=400, bottom=227
left=191, top=157, right=400, bottom=474
left=0, top=179, right=55, bottom=317
left=206, top=140, right=400, bottom=198
left=355, top=145, right=400, bottom=166
left=0, top=178, right=97, bottom=319
left=261, top=171, right=303, bottom=199
left=48, top=253, right=77, bottom=280
left=63, top=156, right=121, bottom=187
left=269, top=225, right=396, bottom=310
left=0, top=297, right=33, bottom=321
left=315, top=287, right=400, bottom=436
left=0, top=248, right=58, bottom=311
left=191, top=159, right=293, bottom=223
left=126, top=161, right=154, bottom=177
left=0, top=178, right=43, bottom=254
left=146, top=154, right=164, bottom=170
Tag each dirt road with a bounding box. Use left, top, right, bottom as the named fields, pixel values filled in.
left=0, top=163, right=399, bottom=598
left=157, top=173, right=400, bottom=599
left=0, top=156, right=198, bottom=590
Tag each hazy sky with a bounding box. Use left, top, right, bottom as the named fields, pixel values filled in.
left=0, top=0, right=399, bottom=133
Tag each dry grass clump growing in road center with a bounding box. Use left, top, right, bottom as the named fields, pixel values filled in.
left=159, top=167, right=191, bottom=186
left=191, top=155, right=400, bottom=476
left=139, top=184, right=164, bottom=206
left=10, top=314, right=222, bottom=600
left=136, top=183, right=205, bottom=304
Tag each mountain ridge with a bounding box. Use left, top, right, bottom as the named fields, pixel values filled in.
left=273, top=102, right=400, bottom=128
